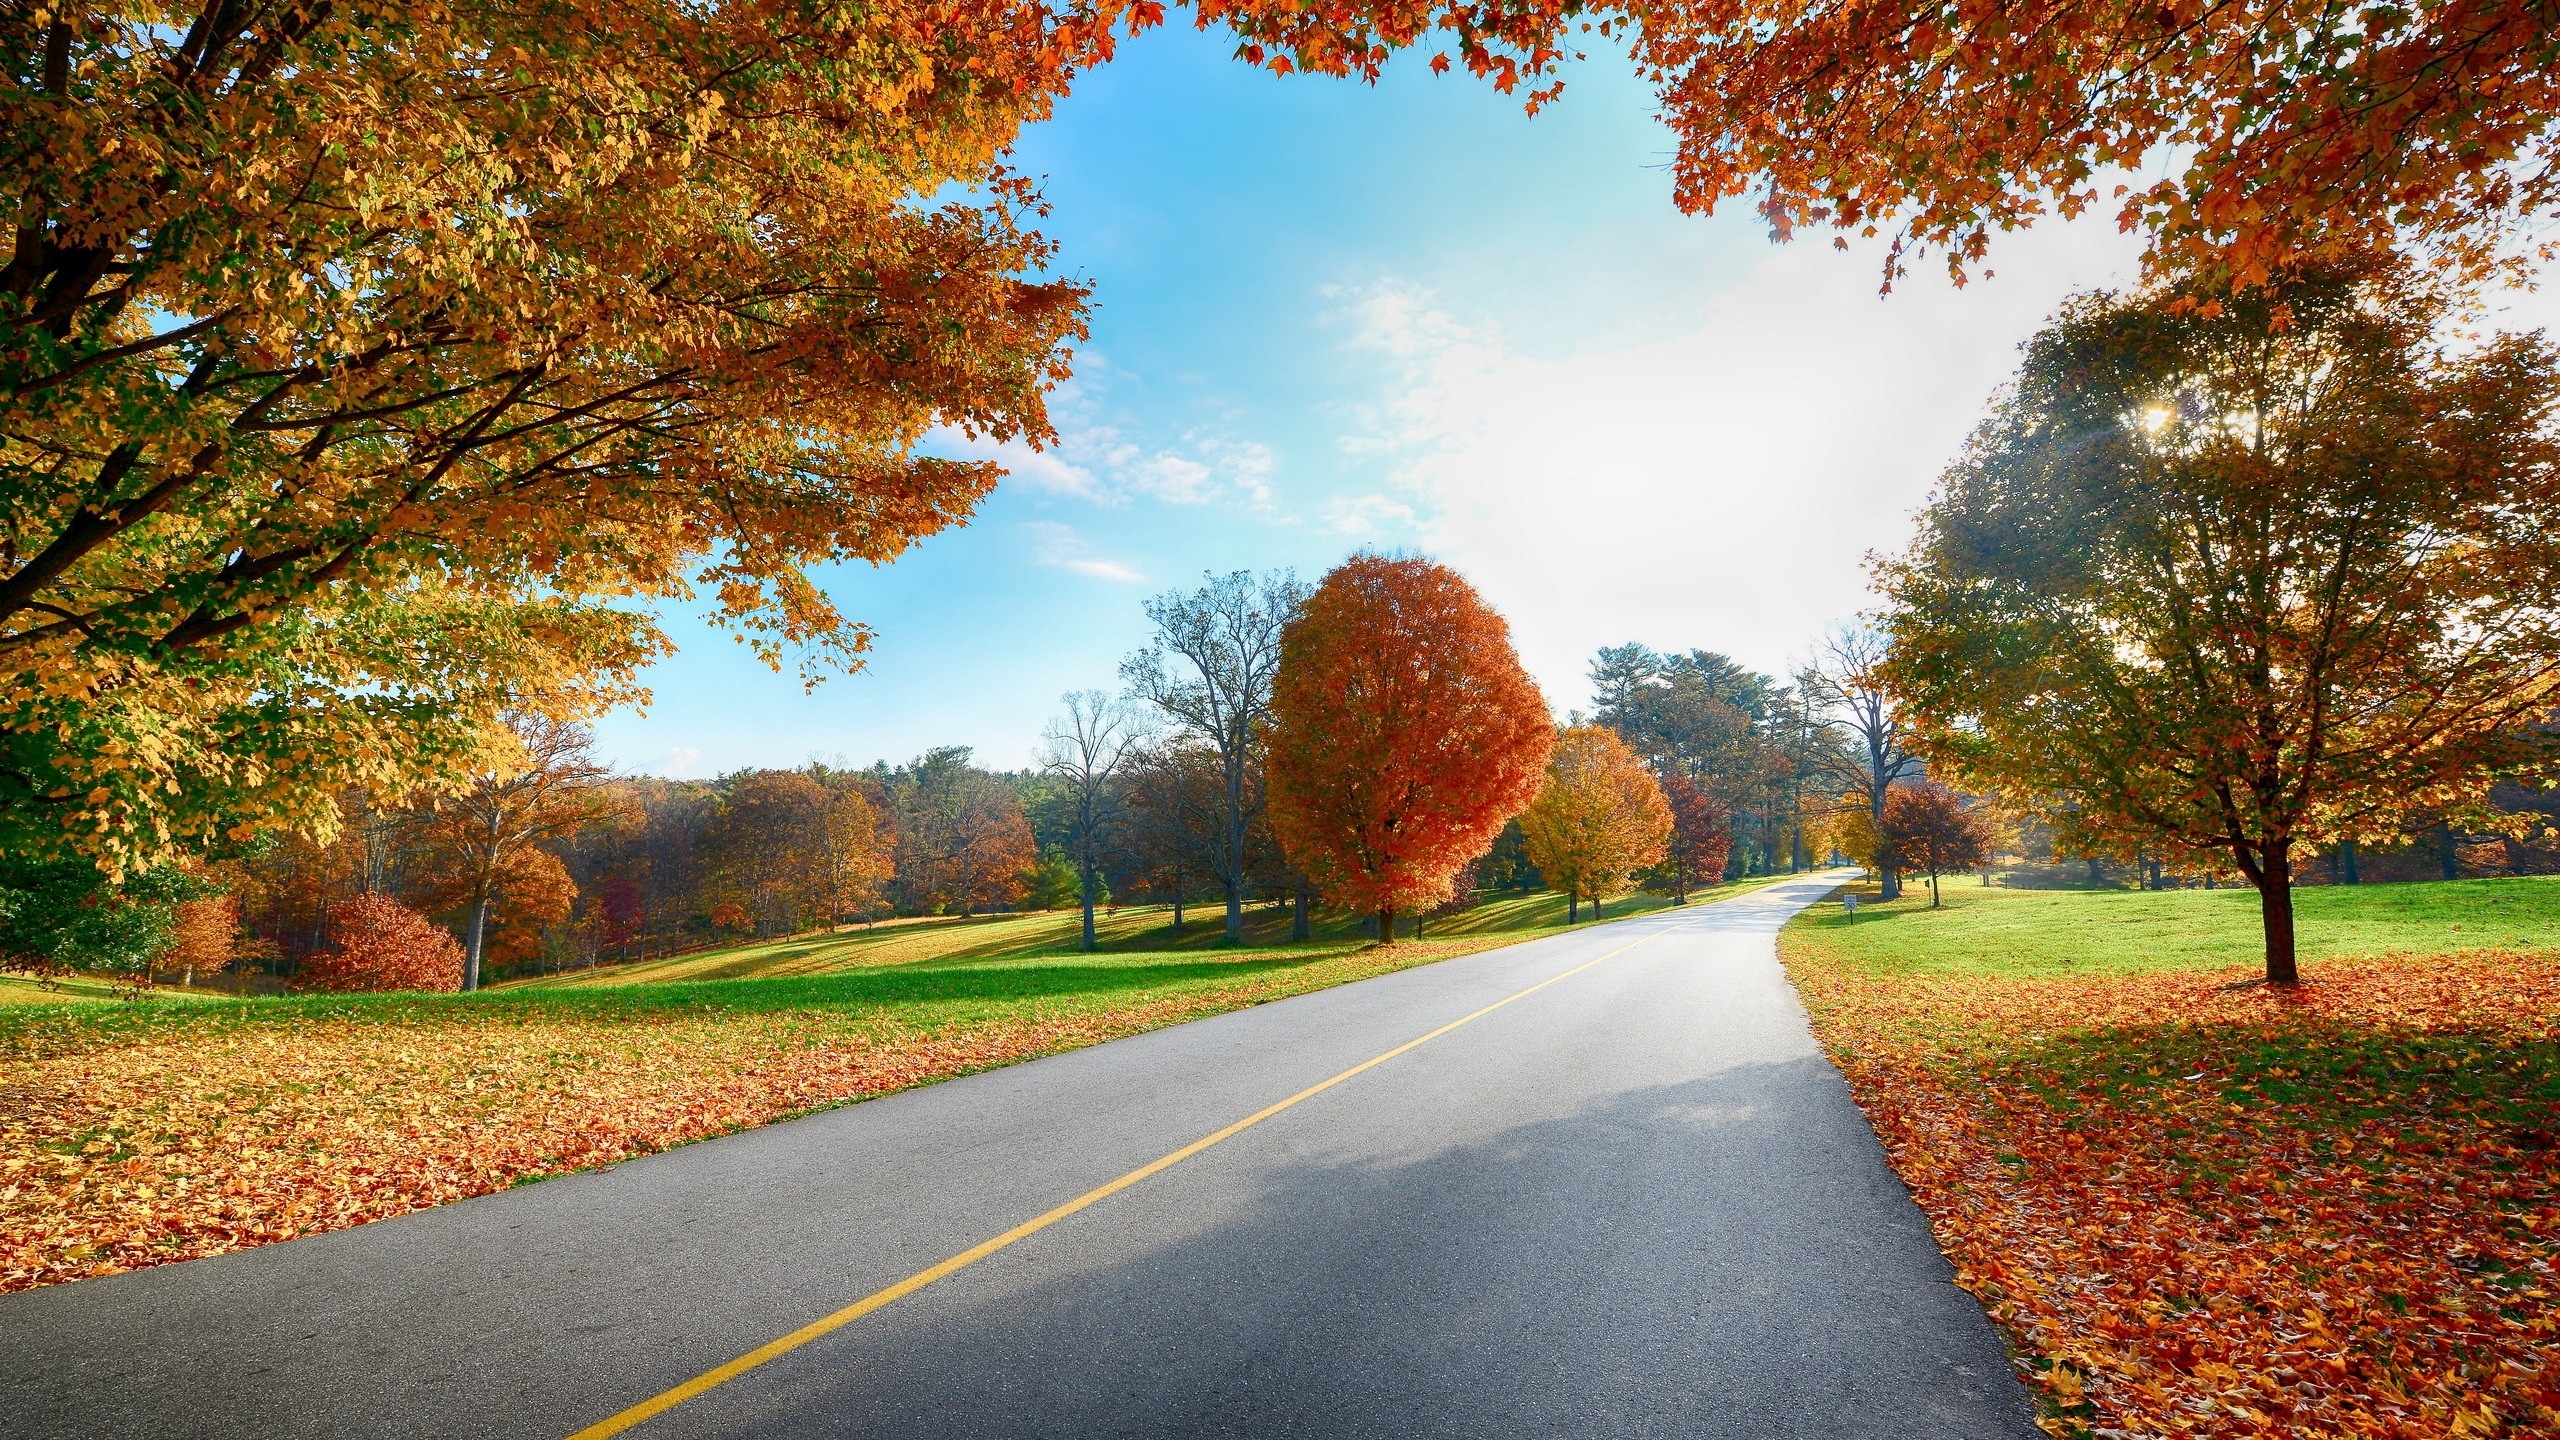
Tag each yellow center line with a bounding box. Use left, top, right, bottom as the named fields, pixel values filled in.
left=564, top=921, right=1688, bottom=1439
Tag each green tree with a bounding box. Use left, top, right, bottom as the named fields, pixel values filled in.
left=1881, top=259, right=2560, bottom=983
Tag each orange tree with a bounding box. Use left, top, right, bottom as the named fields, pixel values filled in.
left=3, top=0, right=1109, bottom=872
left=1878, top=257, right=2560, bottom=983
left=1197, top=0, right=2560, bottom=286
left=1518, top=725, right=1672, bottom=921
left=1265, top=555, right=1551, bottom=943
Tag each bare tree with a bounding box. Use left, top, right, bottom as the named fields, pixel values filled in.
left=1122, top=570, right=1309, bottom=944
left=1038, top=691, right=1146, bottom=952
left=1805, top=626, right=1919, bottom=899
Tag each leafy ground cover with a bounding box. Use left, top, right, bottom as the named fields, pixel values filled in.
left=1783, top=877, right=2560, bottom=1438
left=1, top=882, right=1747, bottom=1293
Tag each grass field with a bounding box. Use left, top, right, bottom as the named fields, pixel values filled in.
left=1795, top=873, right=2560, bottom=978
left=1784, top=876, right=2560, bottom=1438
left=1, top=879, right=1763, bottom=1293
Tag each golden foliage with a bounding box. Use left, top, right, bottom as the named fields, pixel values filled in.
left=1518, top=726, right=1672, bottom=909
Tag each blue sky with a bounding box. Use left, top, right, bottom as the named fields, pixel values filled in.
left=592, top=23, right=2165, bottom=779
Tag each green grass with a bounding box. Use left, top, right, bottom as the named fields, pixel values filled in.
left=1789, top=874, right=2560, bottom=980
left=503, top=885, right=1715, bottom=990
left=0, top=879, right=1780, bottom=1055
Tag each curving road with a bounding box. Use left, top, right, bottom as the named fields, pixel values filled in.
left=1, top=871, right=2036, bottom=1439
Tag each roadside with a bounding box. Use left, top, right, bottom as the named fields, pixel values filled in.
left=1783, top=876, right=2560, bottom=1437
left=2, top=878, right=1776, bottom=1293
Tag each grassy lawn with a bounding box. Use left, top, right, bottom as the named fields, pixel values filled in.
left=1, top=878, right=1767, bottom=1293
left=1784, top=876, right=2560, bottom=1438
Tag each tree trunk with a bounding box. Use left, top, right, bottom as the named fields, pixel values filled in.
left=2343, top=839, right=2360, bottom=885
left=1928, top=871, right=1941, bottom=907
left=2437, top=823, right=2461, bottom=880
left=464, top=888, right=490, bottom=992
left=1376, top=906, right=1395, bottom=946
left=1224, top=760, right=1246, bottom=945
left=2252, top=844, right=2300, bottom=986
left=1593, top=890, right=1604, bottom=920
left=1567, top=891, right=1579, bottom=923
left=1079, top=860, right=1098, bottom=953
left=1291, top=882, right=1309, bottom=941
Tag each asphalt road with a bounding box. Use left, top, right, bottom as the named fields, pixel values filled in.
left=2, top=871, right=2037, bottom=1439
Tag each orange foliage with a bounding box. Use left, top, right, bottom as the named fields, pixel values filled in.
left=163, top=893, right=239, bottom=984
left=1265, top=555, right=1551, bottom=938
left=298, top=894, right=465, bottom=993
left=1786, top=940, right=2560, bottom=1437
left=1518, top=726, right=1671, bottom=913
left=1198, top=0, right=2560, bottom=287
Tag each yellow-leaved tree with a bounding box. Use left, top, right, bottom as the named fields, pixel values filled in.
left=1518, top=726, right=1672, bottom=922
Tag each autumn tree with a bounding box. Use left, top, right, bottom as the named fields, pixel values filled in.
left=413, top=715, right=620, bottom=990
left=1881, top=259, right=2560, bottom=983
left=1804, top=627, right=1920, bottom=900
left=0, top=856, right=201, bottom=983
left=1199, top=0, right=2560, bottom=287
left=1038, top=691, right=1145, bottom=951
left=298, top=893, right=465, bottom=993
left=1123, top=570, right=1308, bottom=944
left=1117, top=739, right=1227, bottom=931
left=165, top=888, right=240, bottom=987
left=3, top=0, right=1102, bottom=874
left=1877, top=784, right=1992, bottom=908
left=1519, top=726, right=1673, bottom=921
left=1652, top=772, right=1733, bottom=904
left=1265, top=555, right=1552, bottom=944
left=887, top=749, right=1035, bottom=917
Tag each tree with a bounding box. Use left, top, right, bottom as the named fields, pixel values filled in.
left=1519, top=726, right=1674, bottom=921
left=165, top=888, right=240, bottom=987
left=1201, top=0, right=2560, bottom=286
left=1265, top=555, right=1552, bottom=944
left=299, top=893, right=464, bottom=993
left=887, top=748, right=1036, bottom=917
left=1880, top=258, right=2560, bottom=983
left=1038, top=691, right=1145, bottom=951
left=414, top=714, right=619, bottom=990
left=0, top=855, right=200, bottom=984
left=1123, top=571, right=1309, bottom=944
left=1804, top=627, right=1920, bottom=900
left=4, top=0, right=1097, bottom=875
left=1877, top=784, right=1992, bottom=908
left=1653, top=772, right=1733, bottom=903
left=1116, top=739, right=1227, bottom=931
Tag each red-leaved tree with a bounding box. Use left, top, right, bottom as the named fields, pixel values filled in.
left=1265, top=555, right=1553, bottom=943
left=1654, top=772, right=1733, bottom=903
left=301, top=893, right=465, bottom=993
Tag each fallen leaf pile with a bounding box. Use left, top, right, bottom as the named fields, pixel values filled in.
left=1, top=940, right=1482, bottom=1292
left=1784, top=940, right=2560, bottom=1438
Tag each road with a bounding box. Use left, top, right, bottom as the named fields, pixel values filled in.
left=1, top=871, right=2036, bottom=1439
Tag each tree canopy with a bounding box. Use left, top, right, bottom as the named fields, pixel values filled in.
left=1197, top=0, right=2560, bottom=285
left=1265, top=554, right=1551, bottom=941
left=5, top=0, right=1100, bottom=871
left=1880, top=257, right=2560, bottom=981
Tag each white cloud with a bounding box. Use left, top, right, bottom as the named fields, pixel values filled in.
left=936, top=360, right=1284, bottom=511
left=1328, top=218, right=2150, bottom=705
left=1322, top=493, right=1417, bottom=537
left=1022, top=521, right=1145, bottom=583
left=656, top=745, right=704, bottom=778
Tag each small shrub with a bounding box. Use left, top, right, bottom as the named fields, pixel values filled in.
left=301, top=893, right=464, bottom=992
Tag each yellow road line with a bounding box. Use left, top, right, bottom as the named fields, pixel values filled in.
left=564, top=922, right=1684, bottom=1439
